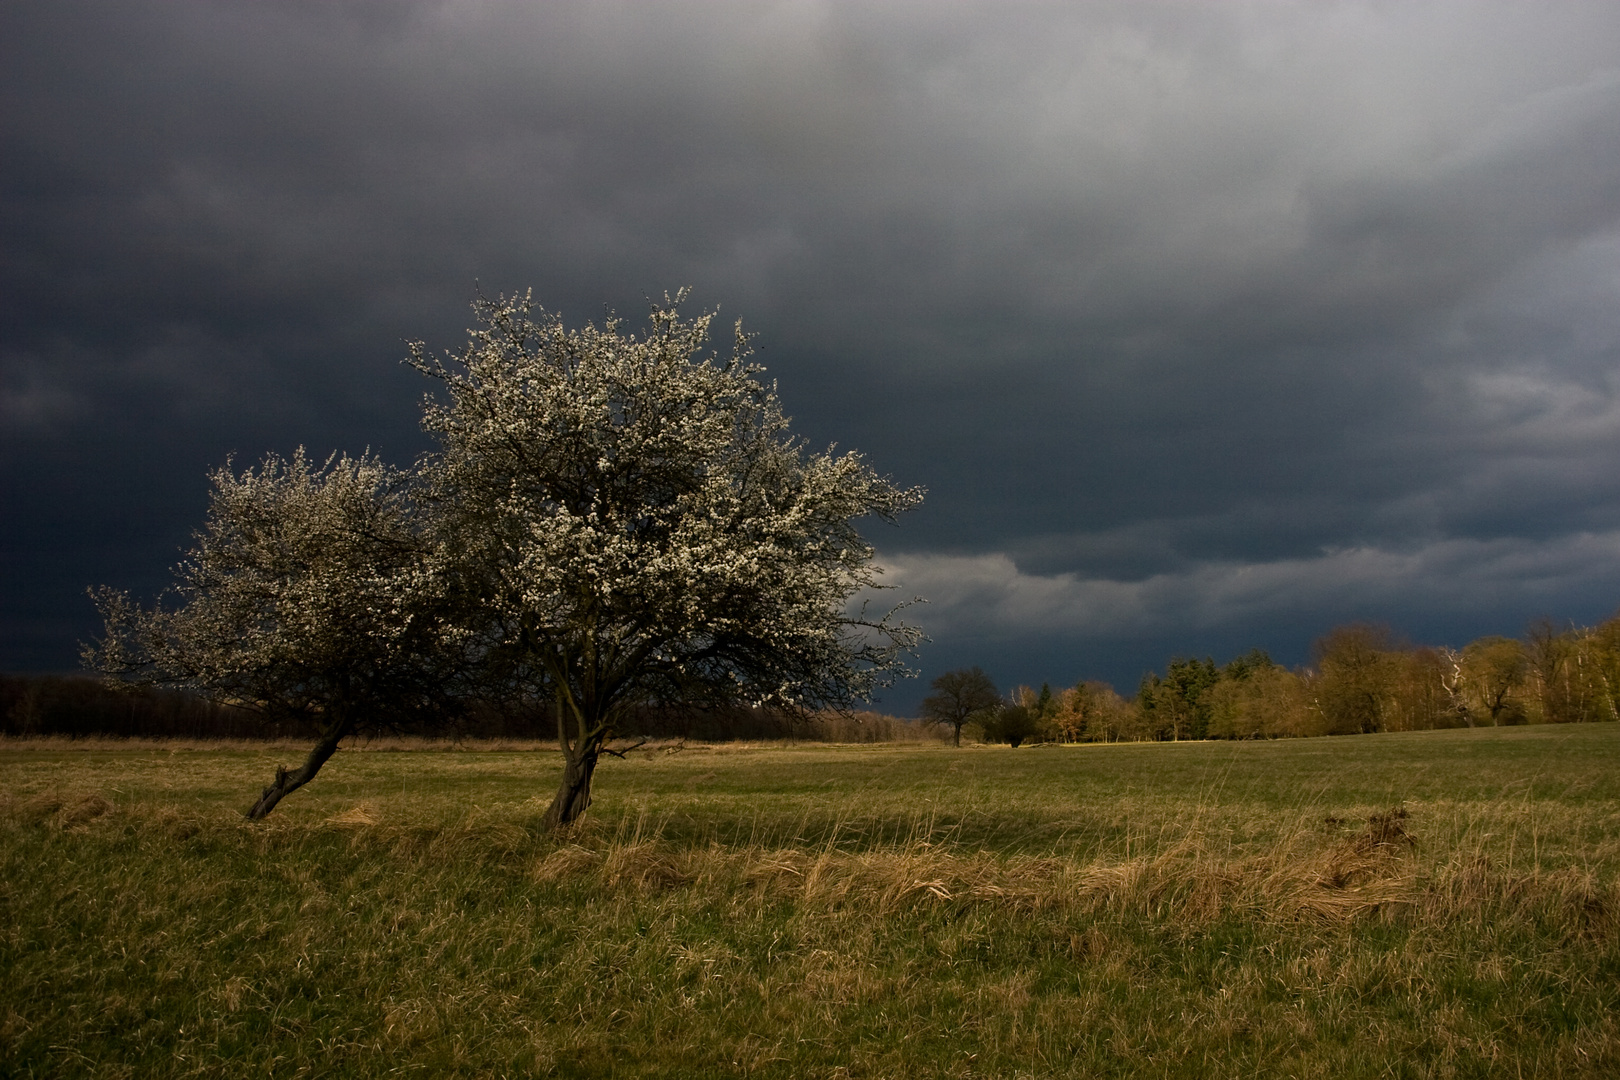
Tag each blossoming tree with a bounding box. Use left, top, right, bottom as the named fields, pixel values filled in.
left=87, top=450, right=456, bottom=818
left=413, top=292, right=922, bottom=826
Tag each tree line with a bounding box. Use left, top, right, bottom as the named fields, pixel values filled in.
left=0, top=675, right=927, bottom=744
left=925, top=616, right=1620, bottom=745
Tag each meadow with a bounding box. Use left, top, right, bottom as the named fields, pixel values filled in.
left=4, top=726, right=1619, bottom=1078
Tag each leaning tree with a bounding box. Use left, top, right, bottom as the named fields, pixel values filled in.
left=87, top=449, right=456, bottom=818
left=412, top=291, right=923, bottom=826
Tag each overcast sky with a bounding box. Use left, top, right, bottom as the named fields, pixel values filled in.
left=5, top=0, right=1620, bottom=711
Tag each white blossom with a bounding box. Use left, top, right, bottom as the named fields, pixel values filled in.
left=412, top=290, right=924, bottom=823
left=87, top=449, right=457, bottom=817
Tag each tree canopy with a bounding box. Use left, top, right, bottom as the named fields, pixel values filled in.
left=412, top=292, right=923, bottom=824
left=919, top=666, right=999, bottom=747
left=87, top=450, right=455, bottom=817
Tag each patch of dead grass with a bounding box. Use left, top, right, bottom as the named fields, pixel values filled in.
left=510, top=816, right=1618, bottom=933
left=0, top=790, right=115, bottom=829
left=324, top=803, right=380, bottom=827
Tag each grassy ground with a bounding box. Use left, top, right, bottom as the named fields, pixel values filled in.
left=4, top=726, right=1619, bottom=1077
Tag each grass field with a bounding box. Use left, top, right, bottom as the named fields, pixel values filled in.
left=4, top=726, right=1620, bottom=1077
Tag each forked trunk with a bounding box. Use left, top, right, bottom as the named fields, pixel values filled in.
left=545, top=740, right=601, bottom=828
left=245, top=723, right=347, bottom=819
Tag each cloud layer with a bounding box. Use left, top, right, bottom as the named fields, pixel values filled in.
left=886, top=531, right=1620, bottom=641
left=4, top=1, right=1620, bottom=706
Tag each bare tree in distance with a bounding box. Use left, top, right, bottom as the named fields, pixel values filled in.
left=920, top=666, right=1000, bottom=747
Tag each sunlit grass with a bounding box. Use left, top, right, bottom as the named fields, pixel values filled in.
left=4, top=726, right=1619, bottom=1077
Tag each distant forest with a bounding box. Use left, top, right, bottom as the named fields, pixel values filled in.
left=0, top=674, right=922, bottom=743
left=981, top=615, right=1620, bottom=745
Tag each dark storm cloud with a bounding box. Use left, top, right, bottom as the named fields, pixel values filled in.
left=5, top=0, right=1620, bottom=702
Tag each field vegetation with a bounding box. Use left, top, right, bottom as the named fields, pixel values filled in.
left=5, top=726, right=1620, bottom=1077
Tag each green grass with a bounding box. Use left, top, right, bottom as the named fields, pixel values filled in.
left=4, top=727, right=1620, bottom=1077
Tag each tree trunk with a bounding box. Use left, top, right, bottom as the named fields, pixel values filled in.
left=245, top=723, right=347, bottom=819
left=545, top=739, right=601, bottom=828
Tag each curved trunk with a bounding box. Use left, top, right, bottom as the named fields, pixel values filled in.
left=545, top=735, right=602, bottom=828
left=245, top=722, right=348, bottom=819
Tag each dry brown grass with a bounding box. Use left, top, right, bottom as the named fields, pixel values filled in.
left=0, top=788, right=116, bottom=829
left=517, top=808, right=1617, bottom=935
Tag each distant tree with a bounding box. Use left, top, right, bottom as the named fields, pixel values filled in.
left=1221, top=648, right=1274, bottom=682
left=86, top=450, right=455, bottom=818
left=979, top=700, right=1042, bottom=747
left=1006, top=684, right=1060, bottom=744
left=1047, top=679, right=1132, bottom=742
left=1525, top=617, right=1604, bottom=724
left=1311, top=624, right=1397, bottom=735
left=1384, top=646, right=1458, bottom=731
left=1587, top=613, right=1620, bottom=722
left=919, top=666, right=999, bottom=747
left=1138, top=657, right=1219, bottom=740
left=1458, top=636, right=1529, bottom=726
left=1205, top=653, right=1316, bottom=739
left=414, top=291, right=923, bottom=826
left=1051, top=684, right=1085, bottom=742
left=1083, top=681, right=1137, bottom=742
